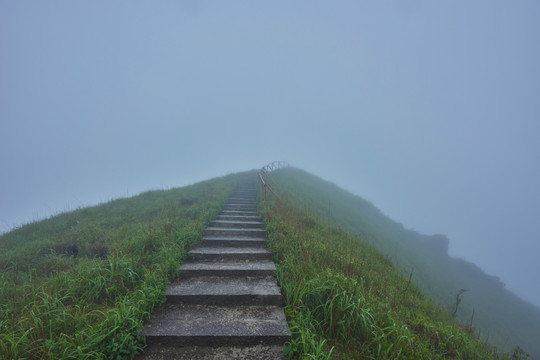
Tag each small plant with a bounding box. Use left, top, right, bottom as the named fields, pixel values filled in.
left=452, top=289, right=469, bottom=317
left=511, top=346, right=530, bottom=360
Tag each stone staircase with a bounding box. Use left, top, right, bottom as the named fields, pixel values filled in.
left=137, top=176, right=290, bottom=359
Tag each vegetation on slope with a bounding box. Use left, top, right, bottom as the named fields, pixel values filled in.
left=0, top=172, right=246, bottom=359
left=1, top=166, right=535, bottom=359
left=260, top=167, right=536, bottom=359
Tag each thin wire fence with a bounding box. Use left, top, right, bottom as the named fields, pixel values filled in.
left=258, top=161, right=289, bottom=201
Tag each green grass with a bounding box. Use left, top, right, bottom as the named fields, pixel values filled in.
left=1, top=167, right=534, bottom=359
left=0, top=172, right=248, bottom=359
left=259, top=167, right=532, bottom=359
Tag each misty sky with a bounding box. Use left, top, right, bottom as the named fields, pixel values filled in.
left=1, top=1, right=539, bottom=307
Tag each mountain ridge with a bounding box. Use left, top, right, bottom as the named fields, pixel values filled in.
left=266, top=166, right=539, bottom=358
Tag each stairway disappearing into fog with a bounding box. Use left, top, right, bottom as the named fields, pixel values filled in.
left=138, top=176, right=290, bottom=360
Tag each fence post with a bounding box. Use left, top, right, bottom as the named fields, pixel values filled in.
left=259, top=161, right=288, bottom=203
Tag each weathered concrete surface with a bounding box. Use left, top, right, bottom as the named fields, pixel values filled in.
left=222, top=204, right=258, bottom=209
left=141, top=304, right=290, bottom=346
left=166, top=276, right=283, bottom=305
left=220, top=210, right=259, bottom=216
left=202, top=236, right=267, bottom=248
left=225, top=199, right=258, bottom=205
left=210, top=220, right=264, bottom=229
left=188, top=247, right=271, bottom=261
left=205, top=227, right=266, bottom=237
left=215, top=214, right=261, bottom=221
left=179, top=260, right=276, bottom=278
left=135, top=344, right=288, bottom=360
left=225, top=202, right=258, bottom=207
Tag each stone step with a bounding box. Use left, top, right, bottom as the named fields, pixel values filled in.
left=227, top=197, right=256, bottom=202
left=225, top=204, right=258, bottom=209
left=188, top=247, right=271, bottom=261
left=141, top=304, right=290, bottom=347
left=202, top=236, right=267, bottom=248
left=139, top=177, right=290, bottom=358
left=134, top=344, right=288, bottom=360
left=228, top=194, right=256, bottom=199
left=230, top=190, right=256, bottom=194
left=227, top=198, right=257, bottom=203
left=215, top=214, right=261, bottom=222
left=210, top=220, right=263, bottom=229
left=221, top=205, right=257, bottom=213
left=165, top=276, right=282, bottom=305
left=223, top=202, right=257, bottom=206
left=179, top=260, right=276, bottom=278
left=220, top=210, right=259, bottom=216
left=205, top=227, right=266, bottom=237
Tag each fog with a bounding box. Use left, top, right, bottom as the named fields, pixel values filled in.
left=1, top=1, right=539, bottom=308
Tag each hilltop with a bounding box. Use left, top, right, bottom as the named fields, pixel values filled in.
left=0, top=168, right=537, bottom=359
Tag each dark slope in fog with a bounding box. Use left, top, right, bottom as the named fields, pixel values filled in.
left=268, top=167, right=540, bottom=358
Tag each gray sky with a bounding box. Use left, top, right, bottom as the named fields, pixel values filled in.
left=1, top=1, right=539, bottom=307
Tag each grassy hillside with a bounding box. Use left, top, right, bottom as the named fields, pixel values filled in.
left=1, top=167, right=536, bottom=359
left=0, top=172, right=247, bottom=359
left=263, top=167, right=539, bottom=358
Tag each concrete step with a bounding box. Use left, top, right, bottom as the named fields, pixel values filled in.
left=222, top=206, right=258, bottom=212
left=227, top=196, right=256, bottom=200
left=141, top=304, right=290, bottom=347
left=224, top=204, right=257, bottom=209
left=179, top=260, right=276, bottom=278
left=228, top=197, right=255, bottom=205
left=202, top=236, right=267, bottom=248
left=210, top=220, right=263, bottom=229
left=134, top=344, right=288, bottom=360
left=224, top=204, right=258, bottom=210
left=228, top=195, right=256, bottom=199
left=165, top=276, right=283, bottom=305
left=205, top=227, right=266, bottom=237
left=139, top=177, right=290, bottom=357
left=220, top=210, right=259, bottom=216
left=215, top=214, right=261, bottom=222
left=227, top=197, right=256, bottom=202
left=188, top=247, right=271, bottom=261
left=230, top=190, right=256, bottom=195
